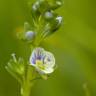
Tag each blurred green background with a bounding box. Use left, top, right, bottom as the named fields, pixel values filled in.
left=0, top=0, right=96, bottom=96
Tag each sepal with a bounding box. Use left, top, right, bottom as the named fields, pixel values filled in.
left=5, top=54, right=25, bottom=84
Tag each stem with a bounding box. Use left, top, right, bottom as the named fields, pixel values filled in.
left=22, top=66, right=34, bottom=96
left=21, top=45, right=35, bottom=96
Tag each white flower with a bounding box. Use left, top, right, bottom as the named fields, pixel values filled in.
left=29, top=47, right=55, bottom=74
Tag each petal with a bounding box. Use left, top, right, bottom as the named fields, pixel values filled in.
left=30, top=49, right=36, bottom=65
left=35, top=65, right=54, bottom=74
left=44, top=51, right=55, bottom=68
left=42, top=68, right=54, bottom=74
left=30, top=47, right=45, bottom=65
left=34, top=47, right=45, bottom=60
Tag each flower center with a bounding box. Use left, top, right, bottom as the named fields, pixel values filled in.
left=36, top=60, right=45, bottom=70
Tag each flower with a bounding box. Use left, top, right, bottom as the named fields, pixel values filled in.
left=29, top=47, right=55, bottom=74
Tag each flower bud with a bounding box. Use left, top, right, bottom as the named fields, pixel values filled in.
left=25, top=31, right=35, bottom=41
left=56, top=0, right=62, bottom=6
left=56, top=16, right=62, bottom=24
left=50, top=0, right=63, bottom=10
left=32, top=1, right=40, bottom=11
left=44, top=11, right=53, bottom=20
left=52, top=16, right=62, bottom=32
left=32, top=0, right=50, bottom=14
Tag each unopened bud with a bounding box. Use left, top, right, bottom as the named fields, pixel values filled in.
left=32, top=1, right=40, bottom=11
left=25, top=31, right=35, bottom=41
left=56, top=16, right=62, bottom=24
left=56, top=1, right=62, bottom=6
left=44, top=11, right=53, bottom=19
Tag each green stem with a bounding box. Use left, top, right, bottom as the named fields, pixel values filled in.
left=21, top=45, right=36, bottom=96
left=22, top=66, right=34, bottom=96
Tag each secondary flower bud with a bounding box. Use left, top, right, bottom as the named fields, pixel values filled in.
left=25, top=31, right=35, bottom=41
left=56, top=0, right=62, bottom=6
left=49, top=0, right=63, bottom=10
left=52, top=16, right=62, bottom=32
left=56, top=16, right=62, bottom=24
left=44, top=11, right=53, bottom=19
left=32, top=1, right=40, bottom=11
left=32, top=0, right=50, bottom=14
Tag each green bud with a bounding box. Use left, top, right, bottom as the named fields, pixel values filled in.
left=51, top=16, right=62, bottom=32
left=32, top=0, right=50, bottom=14
left=56, top=0, right=62, bottom=6
left=42, top=16, right=63, bottom=38
left=50, top=0, right=63, bottom=10
left=32, top=1, right=40, bottom=11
